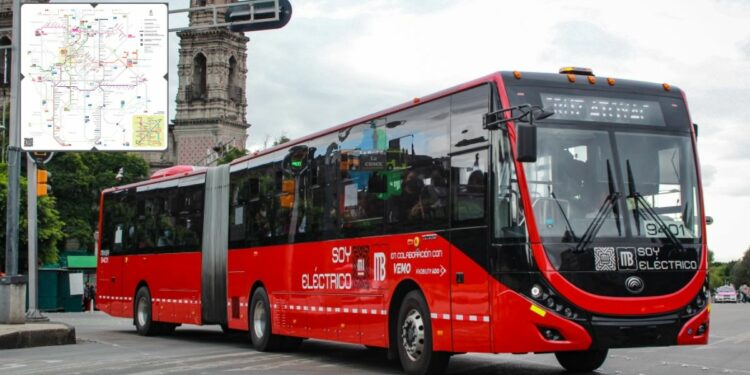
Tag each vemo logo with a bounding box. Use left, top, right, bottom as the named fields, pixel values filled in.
left=373, top=253, right=386, bottom=282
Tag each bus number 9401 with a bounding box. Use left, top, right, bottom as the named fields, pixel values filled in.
left=644, top=220, right=690, bottom=238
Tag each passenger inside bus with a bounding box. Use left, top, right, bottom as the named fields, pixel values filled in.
left=401, top=170, right=425, bottom=221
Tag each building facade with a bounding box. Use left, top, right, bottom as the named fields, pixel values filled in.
left=142, top=0, right=250, bottom=168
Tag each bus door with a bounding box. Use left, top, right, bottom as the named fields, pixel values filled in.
left=447, top=85, right=493, bottom=352
left=449, top=150, right=491, bottom=352
left=99, top=190, right=129, bottom=317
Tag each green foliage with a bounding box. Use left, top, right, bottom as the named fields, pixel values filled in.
left=45, top=152, right=148, bottom=251
left=216, top=147, right=248, bottom=165
left=709, top=263, right=728, bottom=290
left=273, top=135, right=290, bottom=146
left=0, top=163, right=65, bottom=268
left=731, top=246, right=750, bottom=287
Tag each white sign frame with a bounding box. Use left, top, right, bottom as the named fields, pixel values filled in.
left=19, top=3, right=169, bottom=151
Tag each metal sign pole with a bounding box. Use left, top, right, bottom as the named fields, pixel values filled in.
left=26, top=155, right=47, bottom=321
left=0, top=0, right=26, bottom=325
left=3, top=0, right=22, bottom=278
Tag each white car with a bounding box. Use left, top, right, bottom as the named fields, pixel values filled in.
left=715, top=286, right=738, bottom=303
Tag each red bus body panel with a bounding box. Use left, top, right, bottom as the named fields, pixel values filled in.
left=97, top=252, right=203, bottom=325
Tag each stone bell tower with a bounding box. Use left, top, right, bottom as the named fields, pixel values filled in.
left=170, top=0, right=250, bottom=166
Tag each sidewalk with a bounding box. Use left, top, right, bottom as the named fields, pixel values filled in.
left=0, top=322, right=76, bottom=349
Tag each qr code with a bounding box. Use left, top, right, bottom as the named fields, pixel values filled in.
left=24, top=138, right=34, bottom=147
left=594, top=247, right=617, bottom=271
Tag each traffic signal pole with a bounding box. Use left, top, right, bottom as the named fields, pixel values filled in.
left=26, top=156, right=47, bottom=321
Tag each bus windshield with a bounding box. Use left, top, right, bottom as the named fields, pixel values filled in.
left=522, top=125, right=701, bottom=244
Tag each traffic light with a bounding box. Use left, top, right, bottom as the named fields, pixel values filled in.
left=225, top=0, right=292, bottom=33
left=36, top=169, right=51, bottom=197
left=280, top=178, right=295, bottom=209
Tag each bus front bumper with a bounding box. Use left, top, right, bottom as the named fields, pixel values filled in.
left=492, top=290, right=710, bottom=353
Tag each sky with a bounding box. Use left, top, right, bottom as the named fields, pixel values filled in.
left=54, top=0, right=750, bottom=261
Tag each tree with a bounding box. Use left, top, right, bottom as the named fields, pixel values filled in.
left=45, top=152, right=148, bottom=251
left=709, top=263, right=728, bottom=290
left=273, top=135, right=290, bottom=146
left=216, top=146, right=247, bottom=165
left=731, top=246, right=750, bottom=287
left=0, top=163, right=65, bottom=269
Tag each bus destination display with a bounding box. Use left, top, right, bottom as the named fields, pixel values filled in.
left=541, top=93, right=665, bottom=126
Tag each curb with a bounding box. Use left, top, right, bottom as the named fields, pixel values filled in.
left=0, top=322, right=76, bottom=350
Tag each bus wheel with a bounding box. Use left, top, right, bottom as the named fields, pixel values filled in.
left=397, top=291, right=450, bottom=375
left=134, top=287, right=159, bottom=336
left=249, top=287, right=283, bottom=351
left=555, top=349, right=608, bottom=372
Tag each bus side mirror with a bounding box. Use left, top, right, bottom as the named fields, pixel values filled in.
left=516, top=124, right=537, bottom=162
left=706, top=216, right=713, bottom=225
left=693, top=123, right=699, bottom=139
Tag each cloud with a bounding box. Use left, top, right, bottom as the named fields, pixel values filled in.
left=545, top=21, right=634, bottom=62
left=740, top=38, right=750, bottom=60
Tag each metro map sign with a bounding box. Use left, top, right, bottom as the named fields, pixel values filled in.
left=19, top=3, right=169, bottom=151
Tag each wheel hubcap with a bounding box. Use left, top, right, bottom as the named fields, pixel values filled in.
left=137, top=296, right=148, bottom=327
left=253, top=300, right=267, bottom=339
left=401, top=309, right=425, bottom=362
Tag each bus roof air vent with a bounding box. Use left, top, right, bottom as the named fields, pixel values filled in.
left=150, top=165, right=207, bottom=180
left=559, top=67, right=594, bottom=76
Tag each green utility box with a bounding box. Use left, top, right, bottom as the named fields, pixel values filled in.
left=35, top=254, right=97, bottom=312
left=38, top=268, right=65, bottom=311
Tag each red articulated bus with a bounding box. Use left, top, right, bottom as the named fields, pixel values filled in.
left=97, top=68, right=709, bottom=374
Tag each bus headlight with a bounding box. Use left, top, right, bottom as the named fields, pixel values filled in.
left=517, top=275, right=584, bottom=321
left=531, top=284, right=544, bottom=299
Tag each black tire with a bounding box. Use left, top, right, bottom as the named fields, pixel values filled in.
left=396, top=291, right=450, bottom=375
left=134, top=287, right=159, bottom=336
left=555, top=348, right=609, bottom=372
left=248, top=287, right=284, bottom=351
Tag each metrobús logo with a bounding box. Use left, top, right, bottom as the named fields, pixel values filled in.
left=593, top=246, right=698, bottom=271
left=373, top=252, right=386, bottom=282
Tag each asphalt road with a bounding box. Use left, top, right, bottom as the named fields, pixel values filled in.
left=0, top=304, right=748, bottom=375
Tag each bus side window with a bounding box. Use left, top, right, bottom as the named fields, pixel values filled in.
left=177, top=185, right=203, bottom=250
left=229, top=169, right=253, bottom=248
left=103, top=190, right=135, bottom=255
left=494, top=132, right=527, bottom=240
left=339, top=124, right=385, bottom=238
left=382, top=96, right=451, bottom=234
left=245, top=160, right=280, bottom=246
left=452, top=152, right=488, bottom=225
left=451, top=85, right=490, bottom=153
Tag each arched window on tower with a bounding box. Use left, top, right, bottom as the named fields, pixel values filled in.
left=228, top=56, right=240, bottom=102
left=192, top=53, right=207, bottom=100
left=0, top=37, right=11, bottom=86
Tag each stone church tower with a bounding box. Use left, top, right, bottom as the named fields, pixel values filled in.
left=142, top=0, right=250, bottom=168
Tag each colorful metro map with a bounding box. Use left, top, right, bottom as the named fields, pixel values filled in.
left=20, top=3, right=168, bottom=151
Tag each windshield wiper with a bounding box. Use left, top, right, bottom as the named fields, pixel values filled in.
left=575, top=160, right=620, bottom=252
left=626, top=160, right=685, bottom=252
left=549, top=189, right=577, bottom=242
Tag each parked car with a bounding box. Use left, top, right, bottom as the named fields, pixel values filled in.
left=715, top=286, right=738, bottom=303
